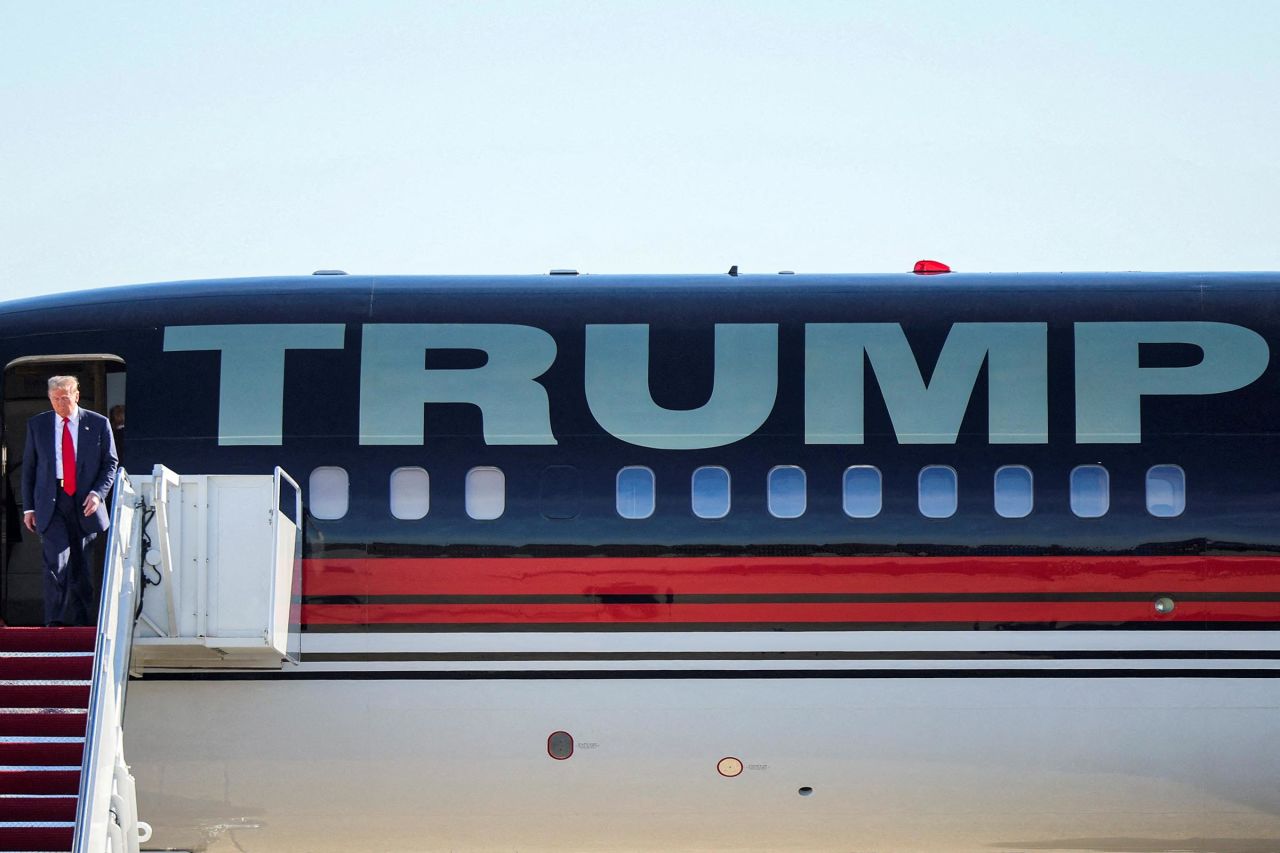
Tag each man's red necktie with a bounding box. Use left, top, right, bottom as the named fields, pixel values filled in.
left=61, top=418, right=76, bottom=496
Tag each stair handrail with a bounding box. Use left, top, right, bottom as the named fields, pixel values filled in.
left=73, top=470, right=152, bottom=853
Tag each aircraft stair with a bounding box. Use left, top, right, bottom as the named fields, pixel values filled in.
left=1, top=464, right=302, bottom=852
left=0, top=627, right=93, bottom=852
left=0, top=471, right=147, bottom=853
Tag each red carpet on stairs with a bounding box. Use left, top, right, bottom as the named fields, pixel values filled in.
left=0, top=626, right=96, bottom=853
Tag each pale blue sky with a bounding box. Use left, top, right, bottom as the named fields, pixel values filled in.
left=2, top=1, right=1277, bottom=298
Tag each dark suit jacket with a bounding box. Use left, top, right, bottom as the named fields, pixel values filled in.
left=21, top=409, right=119, bottom=535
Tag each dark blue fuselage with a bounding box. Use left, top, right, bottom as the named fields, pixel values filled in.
left=2, top=272, right=1277, bottom=563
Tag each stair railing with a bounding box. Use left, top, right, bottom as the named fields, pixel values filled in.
left=73, top=470, right=152, bottom=853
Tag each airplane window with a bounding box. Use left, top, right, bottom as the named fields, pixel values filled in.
left=616, top=466, right=655, bottom=519
left=994, top=465, right=1034, bottom=518
left=842, top=466, right=882, bottom=518
left=309, top=466, right=349, bottom=520
left=692, top=466, right=731, bottom=519
left=1070, top=465, right=1110, bottom=518
left=768, top=466, right=806, bottom=519
left=390, top=467, right=430, bottom=520
left=1146, top=465, right=1185, bottom=517
left=918, top=466, right=957, bottom=519
left=466, top=467, right=505, bottom=520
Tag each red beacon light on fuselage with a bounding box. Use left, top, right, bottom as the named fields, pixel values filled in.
left=913, top=259, right=952, bottom=275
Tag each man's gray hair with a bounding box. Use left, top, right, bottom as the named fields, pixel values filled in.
left=47, top=375, right=79, bottom=392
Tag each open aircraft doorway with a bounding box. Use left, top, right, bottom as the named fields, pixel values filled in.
left=0, top=355, right=125, bottom=626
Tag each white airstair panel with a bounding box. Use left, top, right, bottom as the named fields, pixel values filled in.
left=132, top=466, right=302, bottom=670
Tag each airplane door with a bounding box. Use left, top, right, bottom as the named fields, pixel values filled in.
left=274, top=467, right=304, bottom=663
left=0, top=355, right=125, bottom=625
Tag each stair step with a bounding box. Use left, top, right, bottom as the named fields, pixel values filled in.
left=0, top=656, right=93, bottom=680
left=0, top=796, right=77, bottom=821
left=0, top=628, right=95, bottom=654
left=0, top=769, right=80, bottom=795
left=0, top=742, right=83, bottom=767
left=1, top=685, right=90, bottom=710
left=0, top=713, right=87, bottom=738
left=0, top=824, right=74, bottom=852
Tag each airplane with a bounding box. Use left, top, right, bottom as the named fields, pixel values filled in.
left=2, top=265, right=1279, bottom=852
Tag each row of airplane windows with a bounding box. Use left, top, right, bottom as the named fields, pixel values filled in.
left=307, top=463, right=1188, bottom=522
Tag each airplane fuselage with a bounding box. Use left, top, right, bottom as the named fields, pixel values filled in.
left=2, top=272, right=1279, bottom=851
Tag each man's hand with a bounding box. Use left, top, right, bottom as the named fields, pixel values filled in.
left=23, top=510, right=35, bottom=533
left=83, top=493, right=101, bottom=517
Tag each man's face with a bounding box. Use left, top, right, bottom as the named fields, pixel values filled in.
left=49, top=385, right=79, bottom=419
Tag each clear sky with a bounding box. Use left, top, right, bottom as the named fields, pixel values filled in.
left=2, top=0, right=1277, bottom=299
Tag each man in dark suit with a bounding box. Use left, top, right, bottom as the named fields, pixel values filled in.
left=21, top=375, right=119, bottom=627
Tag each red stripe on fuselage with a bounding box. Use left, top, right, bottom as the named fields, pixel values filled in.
left=300, top=556, right=1280, bottom=627
left=300, top=600, right=1278, bottom=626
left=304, top=556, right=1280, bottom=596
